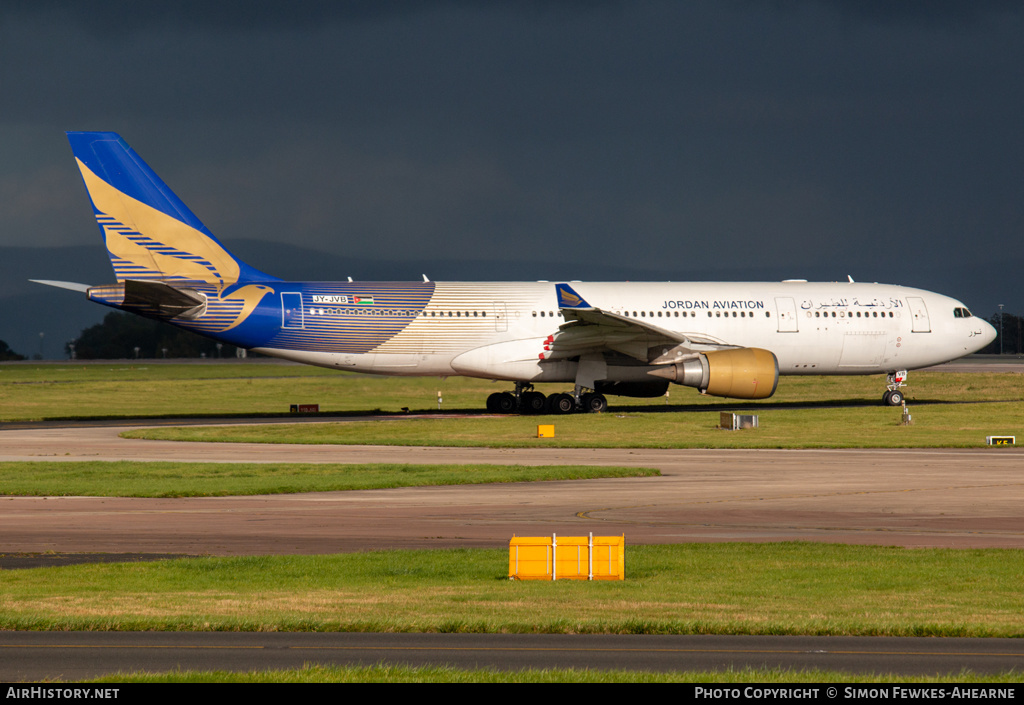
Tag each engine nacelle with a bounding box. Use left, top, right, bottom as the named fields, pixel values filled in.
left=648, top=348, right=779, bottom=399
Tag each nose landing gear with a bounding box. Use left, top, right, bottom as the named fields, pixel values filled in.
left=882, top=370, right=908, bottom=406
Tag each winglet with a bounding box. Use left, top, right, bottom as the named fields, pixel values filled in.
left=556, top=283, right=591, bottom=309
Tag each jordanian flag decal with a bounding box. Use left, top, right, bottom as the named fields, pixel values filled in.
left=353, top=296, right=375, bottom=305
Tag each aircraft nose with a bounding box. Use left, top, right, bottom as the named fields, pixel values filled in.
left=980, top=318, right=997, bottom=348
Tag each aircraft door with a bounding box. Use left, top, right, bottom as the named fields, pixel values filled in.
left=281, top=292, right=304, bottom=329
left=493, top=302, right=508, bottom=332
left=775, top=297, right=799, bottom=332
left=906, top=297, right=931, bottom=332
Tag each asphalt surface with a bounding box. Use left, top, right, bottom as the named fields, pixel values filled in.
left=2, top=356, right=1022, bottom=680
left=2, top=437, right=1022, bottom=555
left=2, top=632, right=1024, bottom=681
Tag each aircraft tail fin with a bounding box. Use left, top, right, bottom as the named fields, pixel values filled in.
left=66, top=132, right=277, bottom=288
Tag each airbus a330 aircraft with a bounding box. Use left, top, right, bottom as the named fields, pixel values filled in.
left=36, top=132, right=996, bottom=414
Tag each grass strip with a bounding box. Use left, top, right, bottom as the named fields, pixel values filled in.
left=88, top=664, right=1024, bottom=683
left=2, top=364, right=1021, bottom=422
left=0, top=461, right=658, bottom=497
left=4, top=544, right=1022, bottom=637
left=123, top=400, right=1024, bottom=449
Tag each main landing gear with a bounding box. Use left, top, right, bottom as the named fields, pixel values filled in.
left=486, top=382, right=608, bottom=415
left=882, top=370, right=908, bottom=406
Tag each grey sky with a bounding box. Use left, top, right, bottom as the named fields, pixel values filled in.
left=1, top=1, right=1021, bottom=319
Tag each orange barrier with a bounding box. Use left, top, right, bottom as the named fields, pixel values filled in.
left=509, top=534, right=624, bottom=580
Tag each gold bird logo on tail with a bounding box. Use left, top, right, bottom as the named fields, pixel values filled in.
left=218, top=284, right=275, bottom=332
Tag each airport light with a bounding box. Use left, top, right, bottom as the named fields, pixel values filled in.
left=995, top=303, right=1003, bottom=354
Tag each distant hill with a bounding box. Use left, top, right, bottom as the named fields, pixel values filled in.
left=2, top=240, right=1016, bottom=360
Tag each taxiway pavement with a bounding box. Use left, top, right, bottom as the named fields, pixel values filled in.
left=1, top=423, right=1022, bottom=554
left=3, top=632, right=1024, bottom=681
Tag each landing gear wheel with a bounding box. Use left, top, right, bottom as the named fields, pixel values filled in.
left=580, top=393, right=608, bottom=413
left=496, top=392, right=518, bottom=413
left=548, top=393, right=575, bottom=415
left=884, top=389, right=904, bottom=406
left=521, top=391, right=547, bottom=414
left=486, top=392, right=503, bottom=413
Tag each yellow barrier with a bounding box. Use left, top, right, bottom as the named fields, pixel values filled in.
left=537, top=425, right=555, bottom=438
left=509, top=534, right=624, bottom=580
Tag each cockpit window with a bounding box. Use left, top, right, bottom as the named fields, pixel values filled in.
left=952, top=307, right=973, bottom=318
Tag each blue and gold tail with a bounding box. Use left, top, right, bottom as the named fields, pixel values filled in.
left=66, top=131, right=277, bottom=289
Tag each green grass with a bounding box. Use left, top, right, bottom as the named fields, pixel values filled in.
left=87, top=664, right=1023, bottom=683
left=1, top=362, right=1021, bottom=422
left=124, top=401, right=1024, bottom=448
left=4, top=362, right=1021, bottom=448
left=0, top=461, right=658, bottom=497
left=4, top=544, right=1023, bottom=636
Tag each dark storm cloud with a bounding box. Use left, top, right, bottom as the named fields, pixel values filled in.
left=1, top=0, right=1021, bottom=323
left=5, top=0, right=1018, bottom=30
left=1, top=0, right=430, bottom=31
left=812, top=0, right=1020, bottom=26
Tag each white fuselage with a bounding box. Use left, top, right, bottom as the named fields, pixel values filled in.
left=254, top=281, right=996, bottom=384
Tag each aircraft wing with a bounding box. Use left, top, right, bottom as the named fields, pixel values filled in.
left=543, top=283, right=732, bottom=363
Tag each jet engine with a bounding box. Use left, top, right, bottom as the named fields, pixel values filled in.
left=648, top=348, right=779, bottom=399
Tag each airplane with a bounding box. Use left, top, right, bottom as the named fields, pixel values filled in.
left=34, top=131, right=997, bottom=414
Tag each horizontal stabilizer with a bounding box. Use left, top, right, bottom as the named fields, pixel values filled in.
left=122, top=279, right=207, bottom=318
left=29, top=279, right=92, bottom=293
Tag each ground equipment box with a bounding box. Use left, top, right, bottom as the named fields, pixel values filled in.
left=509, top=534, right=624, bottom=580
